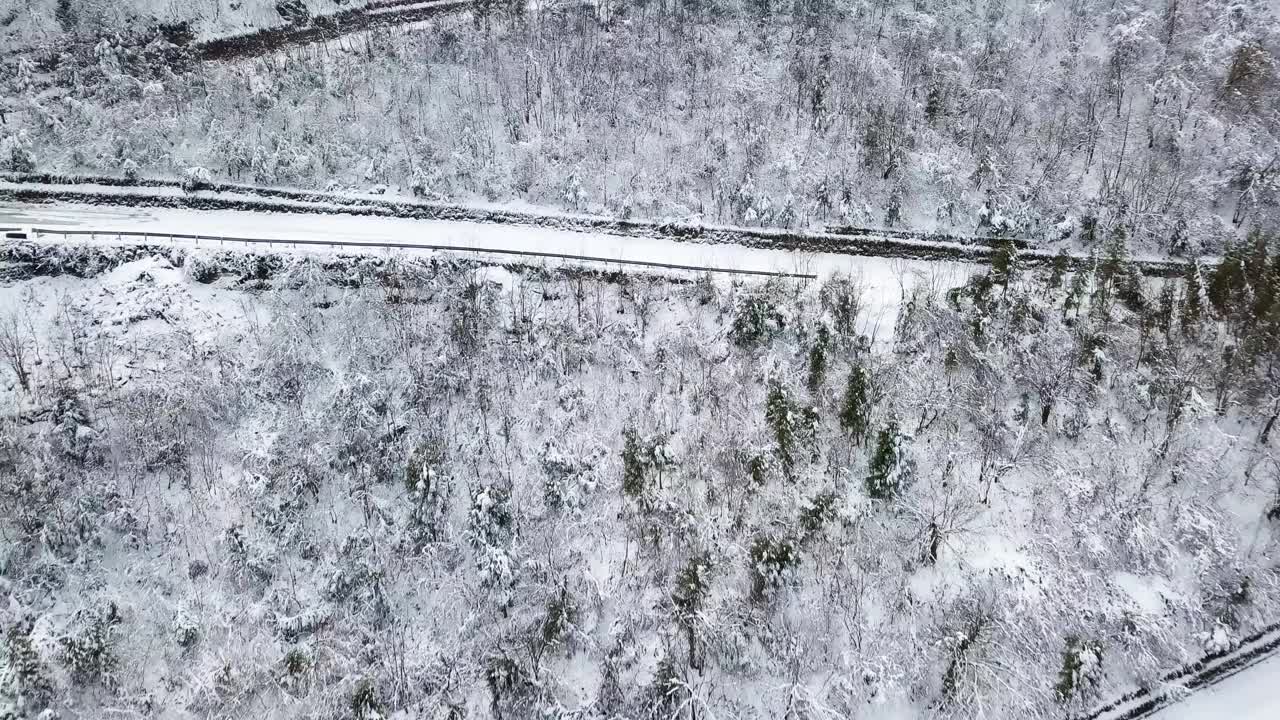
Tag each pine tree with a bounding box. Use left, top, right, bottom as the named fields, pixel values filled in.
left=1208, top=243, right=1245, bottom=315
left=4, top=616, right=55, bottom=713
left=807, top=325, right=831, bottom=393
left=866, top=422, right=912, bottom=500
left=622, top=427, right=647, bottom=500
left=673, top=553, right=712, bottom=666
left=990, top=239, right=1018, bottom=287
left=1055, top=637, right=1103, bottom=703
left=765, top=379, right=795, bottom=475
left=1048, top=251, right=1069, bottom=289
left=1181, top=261, right=1204, bottom=333
left=1156, top=280, right=1176, bottom=335
left=1064, top=268, right=1087, bottom=320
left=839, top=366, right=871, bottom=443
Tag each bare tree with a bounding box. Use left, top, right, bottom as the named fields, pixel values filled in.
left=0, top=309, right=35, bottom=393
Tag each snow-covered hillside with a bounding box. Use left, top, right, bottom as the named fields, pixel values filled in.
left=1, top=229, right=1278, bottom=719
left=2, top=1, right=1277, bottom=253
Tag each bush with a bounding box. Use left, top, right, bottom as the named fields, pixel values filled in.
left=485, top=654, right=538, bottom=719
left=283, top=648, right=310, bottom=676
left=181, top=166, right=213, bottom=192
left=807, top=325, right=831, bottom=393
left=765, top=380, right=796, bottom=475
left=183, top=252, right=221, bottom=284
left=0, top=132, right=35, bottom=173
left=173, top=614, right=199, bottom=649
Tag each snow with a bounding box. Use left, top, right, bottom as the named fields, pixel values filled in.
left=1149, top=652, right=1280, bottom=720
left=0, top=200, right=981, bottom=340
left=1113, top=572, right=1178, bottom=616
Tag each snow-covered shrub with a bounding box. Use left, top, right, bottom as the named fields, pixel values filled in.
left=839, top=365, right=872, bottom=443
left=1197, top=623, right=1236, bottom=655
left=325, top=534, right=388, bottom=620
left=540, top=441, right=601, bottom=513
left=798, top=490, right=839, bottom=542
left=0, top=132, right=35, bottom=174
left=173, top=613, right=199, bottom=650
left=540, top=584, right=579, bottom=652
left=485, top=653, right=539, bottom=719
left=225, top=524, right=277, bottom=585
left=181, top=166, right=212, bottom=192
left=673, top=553, right=712, bottom=663
left=182, top=251, right=221, bottom=284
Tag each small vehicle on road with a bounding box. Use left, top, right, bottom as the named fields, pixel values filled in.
left=2, top=227, right=33, bottom=240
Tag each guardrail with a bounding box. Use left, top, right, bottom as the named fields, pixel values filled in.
left=26, top=227, right=817, bottom=280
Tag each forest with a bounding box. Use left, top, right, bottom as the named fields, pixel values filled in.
left=1, top=0, right=1277, bottom=253
left=3, top=1, right=1280, bottom=718
left=0, top=230, right=1278, bottom=718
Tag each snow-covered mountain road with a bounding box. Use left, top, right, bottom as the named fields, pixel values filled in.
left=1, top=199, right=981, bottom=334
left=1149, top=651, right=1280, bottom=719
left=0, top=199, right=978, bottom=282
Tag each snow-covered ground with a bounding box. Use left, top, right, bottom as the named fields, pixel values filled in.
left=1150, top=652, right=1280, bottom=720
left=0, top=200, right=980, bottom=330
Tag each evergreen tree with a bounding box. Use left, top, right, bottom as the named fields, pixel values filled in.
left=765, top=379, right=795, bottom=475
left=807, top=325, right=830, bottom=394
left=1181, top=261, right=1204, bottom=333
left=1156, top=280, right=1176, bottom=335
left=1208, top=242, right=1245, bottom=315
left=990, top=239, right=1018, bottom=287
left=1244, top=231, right=1274, bottom=320
left=1064, top=268, right=1087, bottom=320
left=3, top=616, right=55, bottom=713
left=866, top=422, right=912, bottom=500
left=622, top=427, right=647, bottom=500
left=1054, top=637, right=1103, bottom=703
left=1048, top=251, right=1069, bottom=289
left=839, top=365, right=871, bottom=443
left=673, top=553, right=712, bottom=666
